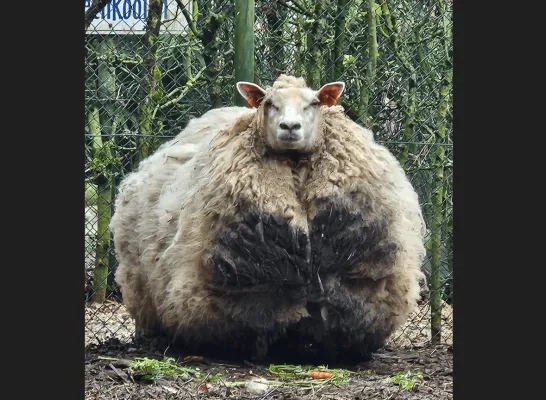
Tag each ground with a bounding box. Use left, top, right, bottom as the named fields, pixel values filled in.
left=85, top=339, right=452, bottom=400
left=85, top=302, right=453, bottom=400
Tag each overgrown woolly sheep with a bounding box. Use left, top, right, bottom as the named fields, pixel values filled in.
left=110, top=74, right=426, bottom=363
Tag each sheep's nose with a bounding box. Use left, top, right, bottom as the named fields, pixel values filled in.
left=279, top=122, right=301, bottom=131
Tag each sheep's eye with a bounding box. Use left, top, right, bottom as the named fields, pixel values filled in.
left=265, top=100, right=278, bottom=111
left=305, top=99, right=320, bottom=110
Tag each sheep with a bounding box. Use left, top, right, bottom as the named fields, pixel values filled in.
left=110, top=74, right=426, bottom=363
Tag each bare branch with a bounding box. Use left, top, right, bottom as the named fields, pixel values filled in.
left=287, top=0, right=311, bottom=15
left=276, top=0, right=313, bottom=18
left=85, top=0, right=112, bottom=31
left=174, top=0, right=203, bottom=40
left=151, top=67, right=206, bottom=120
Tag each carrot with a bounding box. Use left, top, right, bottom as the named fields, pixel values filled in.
left=309, top=371, right=333, bottom=379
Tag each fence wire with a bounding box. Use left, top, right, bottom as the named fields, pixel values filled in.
left=84, top=0, right=453, bottom=349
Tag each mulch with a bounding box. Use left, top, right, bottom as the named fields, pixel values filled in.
left=85, top=338, right=453, bottom=399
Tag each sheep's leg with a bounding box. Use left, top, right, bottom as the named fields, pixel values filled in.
left=134, top=313, right=163, bottom=339
left=115, top=261, right=163, bottom=341
left=132, top=289, right=163, bottom=339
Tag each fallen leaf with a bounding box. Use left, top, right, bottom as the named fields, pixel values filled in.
left=245, top=378, right=269, bottom=395
left=183, top=355, right=204, bottom=363
left=162, top=386, right=177, bottom=394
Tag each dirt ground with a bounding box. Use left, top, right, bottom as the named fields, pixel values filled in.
left=85, top=301, right=453, bottom=400
left=85, top=338, right=452, bottom=400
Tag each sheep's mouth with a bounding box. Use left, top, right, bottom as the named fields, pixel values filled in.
left=278, top=132, right=302, bottom=142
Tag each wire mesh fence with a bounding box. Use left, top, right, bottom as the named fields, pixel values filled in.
left=84, top=0, right=453, bottom=349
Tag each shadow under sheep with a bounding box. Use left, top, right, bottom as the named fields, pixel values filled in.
left=129, top=327, right=392, bottom=367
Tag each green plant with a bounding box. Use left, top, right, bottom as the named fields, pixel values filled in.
left=390, top=371, right=424, bottom=390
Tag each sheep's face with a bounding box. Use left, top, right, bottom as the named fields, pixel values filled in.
left=237, top=79, right=345, bottom=152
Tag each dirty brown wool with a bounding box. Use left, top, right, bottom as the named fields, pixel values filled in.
left=109, top=75, right=426, bottom=362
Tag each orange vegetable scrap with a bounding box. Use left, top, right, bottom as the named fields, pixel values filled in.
left=309, top=371, right=333, bottom=380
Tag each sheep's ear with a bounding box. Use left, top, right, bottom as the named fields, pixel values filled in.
left=236, top=82, right=267, bottom=108
left=317, top=82, right=346, bottom=107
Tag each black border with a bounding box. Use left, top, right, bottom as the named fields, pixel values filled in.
left=13, top=0, right=84, bottom=397
left=452, top=0, right=463, bottom=396
left=453, top=0, right=529, bottom=398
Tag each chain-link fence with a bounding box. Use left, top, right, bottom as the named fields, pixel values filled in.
left=85, top=0, right=453, bottom=350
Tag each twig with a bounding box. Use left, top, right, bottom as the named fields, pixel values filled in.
left=259, top=387, right=279, bottom=400
left=109, top=363, right=129, bottom=383
left=181, top=377, right=195, bottom=386
left=162, top=6, right=181, bottom=25
left=174, top=0, right=203, bottom=40
left=195, top=372, right=211, bottom=394
left=373, top=353, right=419, bottom=360
left=85, top=0, right=112, bottom=31
left=286, top=0, right=312, bottom=17
left=163, top=343, right=171, bottom=357
left=98, top=356, right=119, bottom=361
left=277, top=0, right=313, bottom=18
left=151, top=66, right=206, bottom=120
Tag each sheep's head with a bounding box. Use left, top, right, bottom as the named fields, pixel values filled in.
left=236, top=75, right=345, bottom=152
